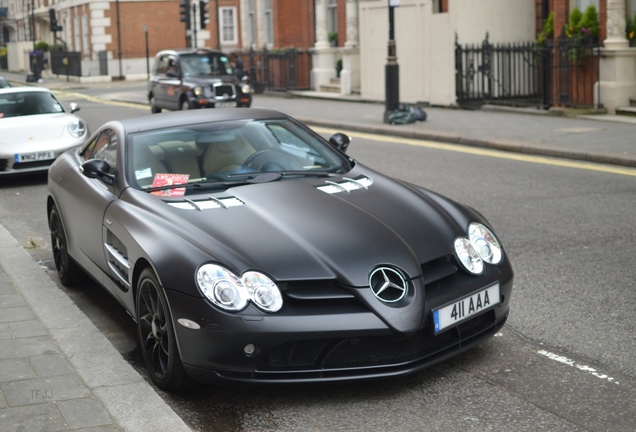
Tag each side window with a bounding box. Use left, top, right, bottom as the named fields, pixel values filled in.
left=158, top=55, right=177, bottom=75
left=81, top=130, right=118, bottom=173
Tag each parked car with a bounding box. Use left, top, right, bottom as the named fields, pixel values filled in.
left=0, top=87, right=87, bottom=176
left=148, top=48, right=252, bottom=113
left=47, top=108, right=513, bottom=391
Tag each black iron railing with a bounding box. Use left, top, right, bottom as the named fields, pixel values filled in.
left=455, top=32, right=601, bottom=109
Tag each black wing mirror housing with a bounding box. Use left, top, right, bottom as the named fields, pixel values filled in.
left=80, top=159, right=115, bottom=185
left=329, top=133, right=351, bottom=153
left=69, top=102, right=80, bottom=113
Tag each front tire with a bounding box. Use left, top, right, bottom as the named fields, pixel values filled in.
left=180, top=98, right=191, bottom=110
left=136, top=268, right=191, bottom=391
left=49, top=204, right=83, bottom=286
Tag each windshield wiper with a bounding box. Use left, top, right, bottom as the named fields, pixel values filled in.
left=227, top=170, right=334, bottom=180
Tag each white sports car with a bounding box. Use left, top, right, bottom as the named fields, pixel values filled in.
left=0, top=87, right=88, bottom=175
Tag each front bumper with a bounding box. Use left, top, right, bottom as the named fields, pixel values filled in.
left=165, top=260, right=513, bottom=385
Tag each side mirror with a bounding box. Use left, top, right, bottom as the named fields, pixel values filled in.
left=328, top=133, right=351, bottom=153
left=69, top=102, right=80, bottom=113
left=80, top=159, right=115, bottom=185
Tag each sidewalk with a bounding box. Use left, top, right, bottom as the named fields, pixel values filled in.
left=0, top=225, right=191, bottom=431
left=3, top=70, right=635, bottom=168
left=1, top=70, right=635, bottom=431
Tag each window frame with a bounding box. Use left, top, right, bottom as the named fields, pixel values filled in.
left=219, top=6, right=238, bottom=45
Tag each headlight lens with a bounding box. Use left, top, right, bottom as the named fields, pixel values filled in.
left=241, top=83, right=251, bottom=94
left=193, top=86, right=204, bottom=97
left=454, top=237, right=484, bottom=275
left=196, top=264, right=282, bottom=312
left=468, top=223, right=502, bottom=264
left=68, top=120, right=87, bottom=138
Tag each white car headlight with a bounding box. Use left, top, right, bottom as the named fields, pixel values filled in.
left=68, top=120, right=87, bottom=138
left=454, top=237, right=484, bottom=275
left=193, top=86, right=204, bottom=97
left=196, top=264, right=283, bottom=312
left=468, top=223, right=502, bottom=264
left=241, top=83, right=251, bottom=94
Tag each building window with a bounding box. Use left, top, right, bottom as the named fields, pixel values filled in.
left=220, top=7, right=237, bottom=45
left=73, top=14, right=80, bottom=52
left=247, top=0, right=256, bottom=47
left=327, top=0, right=337, bottom=34
left=264, top=0, right=273, bottom=46
left=571, top=0, right=599, bottom=11
left=82, top=14, right=89, bottom=56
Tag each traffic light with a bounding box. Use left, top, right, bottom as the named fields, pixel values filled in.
left=179, top=0, right=191, bottom=30
left=49, top=9, right=62, bottom=33
left=199, top=0, right=209, bottom=30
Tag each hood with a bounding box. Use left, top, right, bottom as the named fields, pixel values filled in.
left=151, top=170, right=472, bottom=288
left=0, top=114, right=70, bottom=144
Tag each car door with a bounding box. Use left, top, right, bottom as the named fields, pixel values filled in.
left=154, top=54, right=181, bottom=110
left=58, top=129, right=119, bottom=277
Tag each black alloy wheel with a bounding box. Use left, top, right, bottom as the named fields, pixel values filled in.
left=49, top=204, right=83, bottom=286
left=136, top=268, right=191, bottom=390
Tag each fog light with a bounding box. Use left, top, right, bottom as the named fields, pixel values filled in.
left=244, top=343, right=257, bottom=356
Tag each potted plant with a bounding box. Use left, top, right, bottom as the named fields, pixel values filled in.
left=328, top=32, right=338, bottom=47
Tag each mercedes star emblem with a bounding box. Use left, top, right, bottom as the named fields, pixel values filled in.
left=368, top=267, right=408, bottom=303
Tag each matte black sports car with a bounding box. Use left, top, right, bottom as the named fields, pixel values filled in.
left=47, top=108, right=513, bottom=391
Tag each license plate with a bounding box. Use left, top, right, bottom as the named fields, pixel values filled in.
left=15, top=151, right=55, bottom=163
left=433, top=283, right=500, bottom=333
left=215, top=101, right=237, bottom=108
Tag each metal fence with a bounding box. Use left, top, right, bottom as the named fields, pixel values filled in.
left=234, top=48, right=313, bottom=93
left=455, top=32, right=600, bottom=109
left=50, top=51, right=82, bottom=77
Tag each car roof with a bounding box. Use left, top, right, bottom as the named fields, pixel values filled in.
left=115, top=108, right=291, bottom=134
left=156, top=48, right=226, bottom=57
left=0, top=86, right=53, bottom=95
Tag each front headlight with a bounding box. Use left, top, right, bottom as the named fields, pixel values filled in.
left=468, top=222, right=502, bottom=264
left=68, top=120, right=87, bottom=138
left=454, top=222, right=504, bottom=275
left=196, top=264, right=283, bottom=312
left=454, top=237, right=484, bottom=275
left=241, top=83, right=251, bottom=94
left=193, top=86, right=204, bottom=97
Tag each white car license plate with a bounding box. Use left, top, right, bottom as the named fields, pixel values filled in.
left=15, top=151, right=55, bottom=163
left=215, top=101, right=237, bottom=108
left=433, top=283, right=500, bottom=333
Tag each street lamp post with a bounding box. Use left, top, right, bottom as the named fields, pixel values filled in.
left=143, top=25, right=150, bottom=80
left=383, top=0, right=400, bottom=124
left=115, top=0, right=123, bottom=80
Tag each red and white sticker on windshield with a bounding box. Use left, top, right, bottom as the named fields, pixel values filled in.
left=150, top=173, right=189, bottom=197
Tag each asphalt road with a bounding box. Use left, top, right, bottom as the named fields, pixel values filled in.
left=1, top=92, right=634, bottom=431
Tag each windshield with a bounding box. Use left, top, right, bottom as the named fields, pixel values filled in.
left=127, top=118, right=352, bottom=195
left=180, top=53, right=233, bottom=77
left=0, top=91, right=65, bottom=118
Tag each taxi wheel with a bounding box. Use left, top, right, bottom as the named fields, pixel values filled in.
left=150, top=95, right=161, bottom=113
left=180, top=99, right=191, bottom=110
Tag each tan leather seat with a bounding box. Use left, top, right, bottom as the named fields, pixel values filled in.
left=132, top=144, right=168, bottom=187
left=199, top=132, right=255, bottom=175
left=159, top=141, right=202, bottom=179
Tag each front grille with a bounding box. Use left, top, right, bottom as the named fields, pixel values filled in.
left=261, top=310, right=498, bottom=370
left=213, top=84, right=236, bottom=99
left=0, top=158, right=8, bottom=172
left=13, top=160, right=53, bottom=170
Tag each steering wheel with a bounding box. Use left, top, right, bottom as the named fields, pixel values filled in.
left=242, top=149, right=290, bottom=171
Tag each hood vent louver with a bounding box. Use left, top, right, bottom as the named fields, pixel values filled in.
left=166, top=196, right=244, bottom=211
left=317, top=175, right=373, bottom=195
